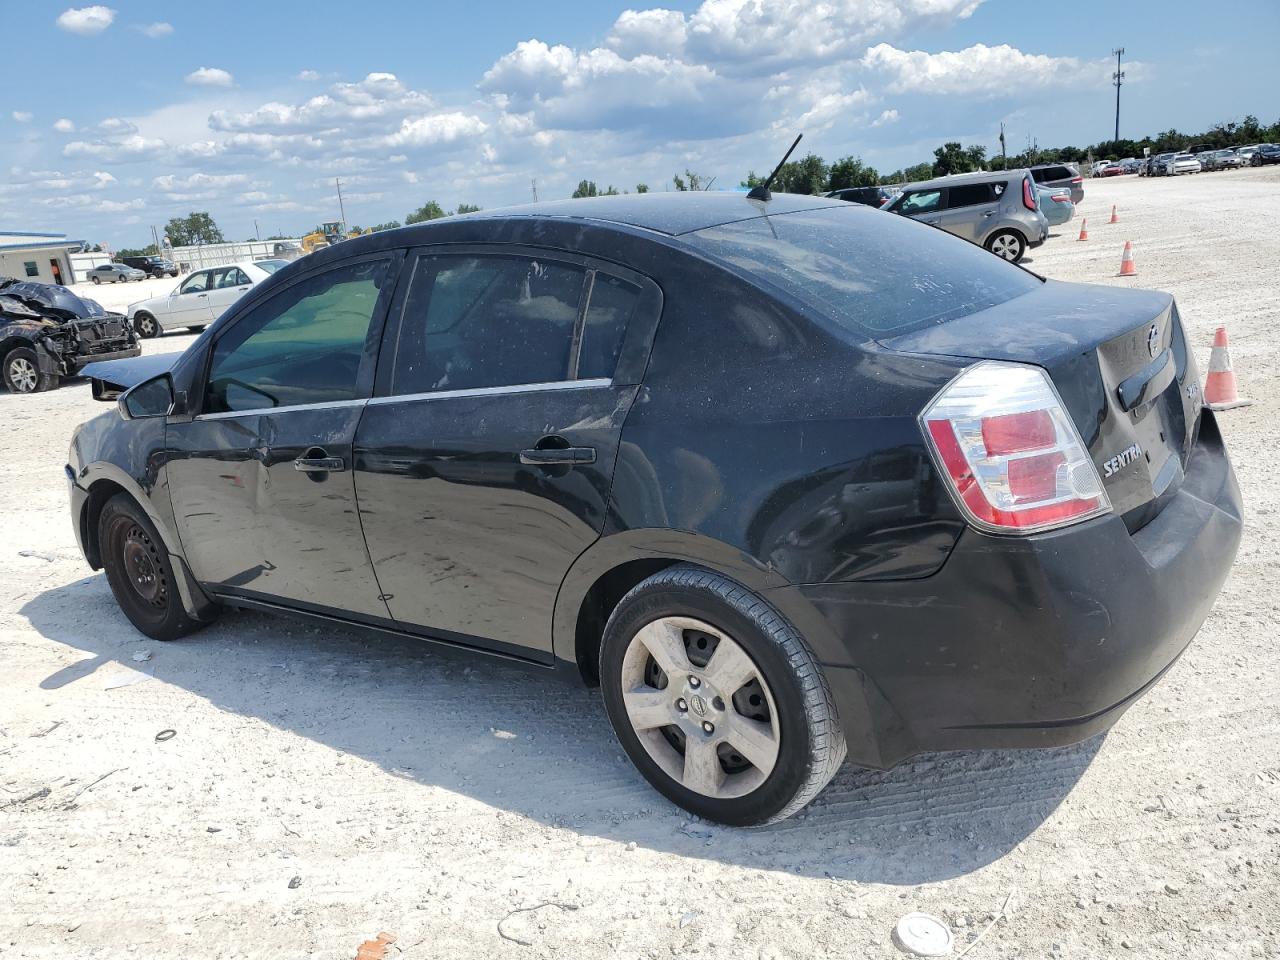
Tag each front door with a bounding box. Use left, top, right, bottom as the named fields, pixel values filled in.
left=166, top=254, right=401, bottom=617
left=354, top=249, right=658, bottom=658
left=166, top=270, right=217, bottom=329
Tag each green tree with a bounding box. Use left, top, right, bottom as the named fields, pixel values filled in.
left=828, top=155, right=880, bottom=190
left=635, top=183, right=649, bottom=193
left=932, top=142, right=986, bottom=177
left=164, top=212, right=224, bottom=246
left=672, top=169, right=708, bottom=191
left=775, top=153, right=829, bottom=194
left=572, top=180, right=599, bottom=198
left=454, top=203, right=482, bottom=215
left=367, top=221, right=402, bottom=232
left=405, top=201, right=447, bottom=224
left=116, top=244, right=158, bottom=259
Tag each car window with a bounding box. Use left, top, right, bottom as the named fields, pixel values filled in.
left=899, top=190, right=942, bottom=214
left=204, top=259, right=391, bottom=414
left=578, top=273, right=639, bottom=380
left=945, top=183, right=993, bottom=208
left=179, top=272, right=209, bottom=295
left=392, top=255, right=587, bottom=394
left=685, top=207, right=1042, bottom=339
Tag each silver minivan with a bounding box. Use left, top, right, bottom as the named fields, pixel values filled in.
left=884, top=169, right=1049, bottom=263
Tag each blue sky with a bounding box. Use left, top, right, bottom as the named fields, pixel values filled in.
left=2, top=0, right=1275, bottom=248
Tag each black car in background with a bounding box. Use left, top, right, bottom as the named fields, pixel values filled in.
left=1251, top=144, right=1280, bottom=166
left=120, top=255, right=179, bottom=278
left=1, top=278, right=139, bottom=393
left=68, top=193, right=1242, bottom=824
left=823, top=185, right=897, bottom=207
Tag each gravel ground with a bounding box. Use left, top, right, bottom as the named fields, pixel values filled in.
left=2, top=168, right=1278, bottom=960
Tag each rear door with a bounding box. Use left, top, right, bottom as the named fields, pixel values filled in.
left=204, top=266, right=253, bottom=322
left=353, top=247, right=661, bottom=659
left=937, top=182, right=998, bottom=241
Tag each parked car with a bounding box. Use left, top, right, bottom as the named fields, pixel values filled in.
left=87, top=263, right=146, bottom=284
left=125, top=260, right=284, bottom=337
left=1036, top=185, right=1075, bottom=226
left=884, top=169, right=1048, bottom=262
left=0, top=278, right=139, bottom=392
left=120, top=255, right=179, bottom=279
left=1236, top=145, right=1262, bottom=165
left=1100, top=163, right=1125, bottom=177
left=1029, top=163, right=1084, bottom=203
left=1250, top=144, right=1280, bottom=166
left=1201, top=149, right=1241, bottom=171
left=67, top=193, right=1242, bottom=825
left=1168, top=154, right=1203, bottom=176
left=1148, top=153, right=1178, bottom=176
left=823, top=185, right=897, bottom=207
left=1120, top=159, right=1142, bottom=174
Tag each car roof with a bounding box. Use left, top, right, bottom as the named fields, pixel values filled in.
left=430, top=191, right=846, bottom=237
left=897, top=168, right=1031, bottom=192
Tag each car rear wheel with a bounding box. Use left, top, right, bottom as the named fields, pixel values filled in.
left=3, top=347, right=58, bottom=393
left=134, top=312, right=159, bottom=338
left=91, top=275, right=101, bottom=284
left=985, top=230, right=1026, bottom=262
left=99, top=494, right=210, bottom=641
left=600, top=565, right=846, bottom=825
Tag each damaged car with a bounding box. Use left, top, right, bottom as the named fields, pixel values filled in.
left=1, top=278, right=140, bottom=393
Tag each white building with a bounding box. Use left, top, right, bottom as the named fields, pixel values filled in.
left=0, top=231, right=84, bottom=286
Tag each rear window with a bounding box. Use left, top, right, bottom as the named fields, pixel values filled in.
left=684, top=207, right=1042, bottom=339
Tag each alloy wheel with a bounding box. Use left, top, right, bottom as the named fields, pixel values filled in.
left=8, top=357, right=38, bottom=393
left=137, top=315, right=156, bottom=337
left=990, top=234, right=1021, bottom=260
left=619, top=615, right=780, bottom=799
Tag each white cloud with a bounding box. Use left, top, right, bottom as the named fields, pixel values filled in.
left=185, top=67, right=234, bottom=87
left=97, top=117, right=138, bottom=135
left=862, top=42, right=1113, bottom=95
left=872, top=107, right=900, bottom=126
left=153, top=172, right=251, bottom=193
left=381, top=112, right=488, bottom=148
left=210, top=72, right=434, bottom=134
left=56, top=5, right=116, bottom=34
left=139, top=21, right=173, bottom=38
left=64, top=134, right=166, bottom=161
left=298, top=69, right=321, bottom=81
left=53, top=118, right=76, bottom=133
left=12, top=111, right=33, bottom=123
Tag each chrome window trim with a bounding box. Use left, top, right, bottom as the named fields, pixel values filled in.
left=194, top=397, right=369, bottom=421
left=368, top=377, right=612, bottom=406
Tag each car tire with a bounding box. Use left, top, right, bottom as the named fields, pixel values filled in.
left=2, top=346, right=58, bottom=393
left=985, top=229, right=1026, bottom=262
left=134, top=312, right=160, bottom=339
left=98, top=494, right=211, bottom=642
left=599, top=564, right=846, bottom=825
left=91, top=275, right=100, bottom=285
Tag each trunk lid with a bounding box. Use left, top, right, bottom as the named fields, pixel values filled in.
left=882, top=279, right=1201, bottom=531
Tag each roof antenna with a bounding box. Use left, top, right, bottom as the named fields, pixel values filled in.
left=747, top=133, right=802, bottom=202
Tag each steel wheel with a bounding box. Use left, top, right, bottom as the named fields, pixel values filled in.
left=120, top=523, right=168, bottom=610
left=7, top=356, right=38, bottom=393
left=619, top=615, right=780, bottom=800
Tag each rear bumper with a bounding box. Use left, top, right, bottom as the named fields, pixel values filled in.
left=779, top=411, right=1242, bottom=768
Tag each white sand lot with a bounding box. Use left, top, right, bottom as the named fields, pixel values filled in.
left=2, top=167, right=1277, bottom=959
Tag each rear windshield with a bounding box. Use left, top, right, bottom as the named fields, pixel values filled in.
left=683, top=206, right=1042, bottom=339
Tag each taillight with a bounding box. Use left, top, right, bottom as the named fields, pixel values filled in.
left=921, top=362, right=1111, bottom=534
left=1022, top=176, right=1036, bottom=211
left=1070, top=176, right=1083, bottom=183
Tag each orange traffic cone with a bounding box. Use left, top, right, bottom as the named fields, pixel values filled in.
left=1118, top=241, right=1137, bottom=276
left=1077, top=218, right=1089, bottom=241
left=1203, top=326, right=1252, bottom=411
left=1109, top=204, right=1119, bottom=224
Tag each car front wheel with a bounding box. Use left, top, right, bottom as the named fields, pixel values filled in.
left=134, top=312, right=159, bottom=338
left=600, top=565, right=846, bottom=825
left=3, top=346, right=58, bottom=393
left=91, top=275, right=100, bottom=284
left=985, top=229, right=1026, bottom=262
left=98, top=494, right=211, bottom=641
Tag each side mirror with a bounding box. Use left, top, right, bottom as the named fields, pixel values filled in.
left=118, top=374, right=175, bottom=421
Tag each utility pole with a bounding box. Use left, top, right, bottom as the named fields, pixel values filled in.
left=999, top=122, right=1007, bottom=169
left=1112, top=47, right=1125, bottom=145
left=335, top=177, right=347, bottom=232
left=254, top=219, right=261, bottom=241
left=531, top=178, right=538, bottom=202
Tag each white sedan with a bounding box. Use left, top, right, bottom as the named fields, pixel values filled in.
left=126, top=259, right=289, bottom=337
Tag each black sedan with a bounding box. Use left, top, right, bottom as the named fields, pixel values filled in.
left=1251, top=144, right=1280, bottom=166
left=67, top=193, right=1242, bottom=825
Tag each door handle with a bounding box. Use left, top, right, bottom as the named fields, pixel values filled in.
left=294, top=455, right=346, bottom=472
left=519, top=446, right=596, bottom=465
left=197, top=293, right=207, bottom=298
